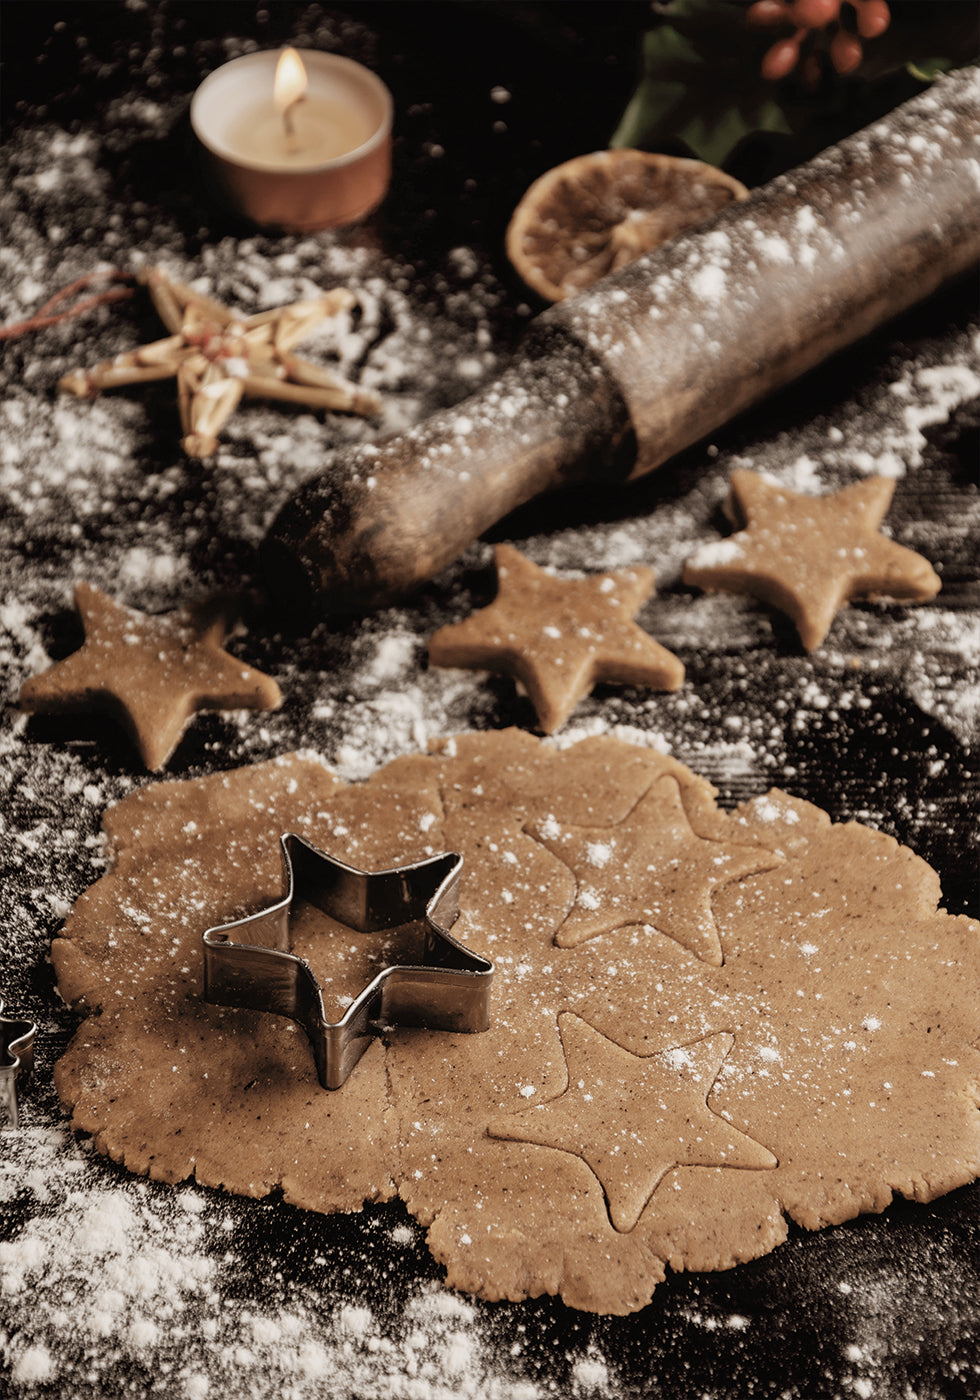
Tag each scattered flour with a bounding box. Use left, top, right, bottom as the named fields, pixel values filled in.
left=0, top=1114, right=580, bottom=1400
left=0, top=16, right=976, bottom=1400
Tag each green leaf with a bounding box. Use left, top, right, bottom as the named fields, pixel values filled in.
left=609, top=1, right=795, bottom=165
left=674, top=97, right=793, bottom=170
left=610, top=0, right=979, bottom=175
left=906, top=57, right=954, bottom=82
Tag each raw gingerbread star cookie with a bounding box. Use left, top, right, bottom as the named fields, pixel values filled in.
left=50, top=731, right=980, bottom=1315
left=428, top=543, right=684, bottom=731
left=682, top=470, right=941, bottom=650
left=19, top=582, right=281, bottom=771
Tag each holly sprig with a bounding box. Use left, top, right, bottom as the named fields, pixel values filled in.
left=611, top=0, right=978, bottom=176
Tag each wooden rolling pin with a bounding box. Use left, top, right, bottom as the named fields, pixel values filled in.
left=263, top=66, right=980, bottom=616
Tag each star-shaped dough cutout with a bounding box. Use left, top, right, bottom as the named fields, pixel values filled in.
left=58, top=267, right=380, bottom=457
left=488, top=1016, right=777, bottom=1232
left=682, top=470, right=940, bottom=651
left=527, top=773, right=777, bottom=964
left=428, top=543, right=684, bottom=732
left=19, top=582, right=282, bottom=770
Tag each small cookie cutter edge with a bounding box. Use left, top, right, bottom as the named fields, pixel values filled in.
left=0, top=1002, right=37, bottom=1131
left=202, top=832, right=492, bottom=1089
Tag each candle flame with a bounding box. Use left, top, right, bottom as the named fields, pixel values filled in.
left=274, top=47, right=308, bottom=114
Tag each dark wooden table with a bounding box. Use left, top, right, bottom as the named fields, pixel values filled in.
left=1, top=5, right=977, bottom=1397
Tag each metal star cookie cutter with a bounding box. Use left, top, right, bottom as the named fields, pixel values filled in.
left=0, top=1002, right=37, bottom=1130
left=202, top=833, right=492, bottom=1089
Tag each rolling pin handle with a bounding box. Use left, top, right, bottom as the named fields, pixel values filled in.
left=262, top=324, right=633, bottom=618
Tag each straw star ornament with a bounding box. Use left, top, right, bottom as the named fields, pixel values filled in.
left=58, top=268, right=380, bottom=457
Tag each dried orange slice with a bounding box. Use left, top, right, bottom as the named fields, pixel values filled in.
left=506, top=149, right=749, bottom=302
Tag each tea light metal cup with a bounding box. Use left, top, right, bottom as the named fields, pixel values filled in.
left=190, top=49, right=393, bottom=232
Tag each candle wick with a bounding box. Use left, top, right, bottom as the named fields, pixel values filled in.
left=282, top=95, right=305, bottom=153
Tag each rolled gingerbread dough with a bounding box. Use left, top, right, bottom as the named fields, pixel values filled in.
left=52, top=731, right=980, bottom=1314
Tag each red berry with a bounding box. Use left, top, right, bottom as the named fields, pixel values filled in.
left=830, top=28, right=863, bottom=73
left=854, top=0, right=891, bottom=40
left=761, top=36, right=802, bottom=80
left=789, top=0, right=840, bottom=28
left=747, top=0, right=790, bottom=27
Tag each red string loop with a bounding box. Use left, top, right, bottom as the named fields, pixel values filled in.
left=0, top=270, right=135, bottom=342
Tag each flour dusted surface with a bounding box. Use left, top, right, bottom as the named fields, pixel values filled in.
left=2, top=4, right=978, bottom=1397
left=0, top=1113, right=551, bottom=1400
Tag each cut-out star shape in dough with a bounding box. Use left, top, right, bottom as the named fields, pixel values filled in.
left=428, top=543, right=684, bottom=732
left=527, top=773, right=778, bottom=964
left=488, top=1016, right=777, bottom=1232
left=682, top=470, right=940, bottom=651
left=19, top=582, right=282, bottom=771
left=58, top=267, right=379, bottom=457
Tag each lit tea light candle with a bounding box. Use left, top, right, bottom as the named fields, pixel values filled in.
left=190, top=48, right=393, bottom=231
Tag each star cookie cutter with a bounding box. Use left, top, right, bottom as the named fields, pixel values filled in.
left=0, top=1002, right=37, bottom=1130
left=203, top=833, right=492, bottom=1089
